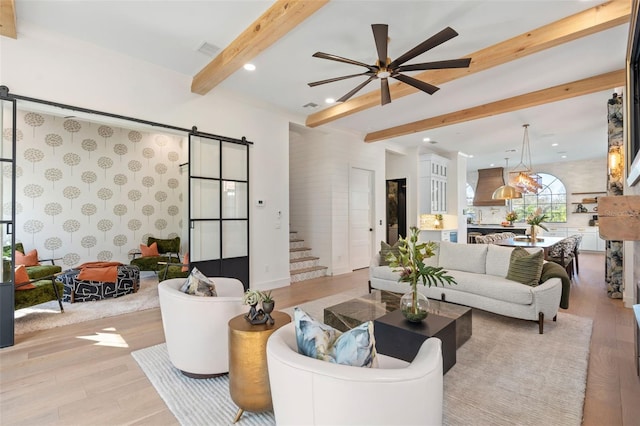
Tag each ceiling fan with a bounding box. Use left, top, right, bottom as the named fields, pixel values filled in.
left=308, top=24, right=472, bottom=106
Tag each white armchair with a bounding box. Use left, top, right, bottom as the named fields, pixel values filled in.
left=266, top=322, right=444, bottom=426
left=158, top=277, right=245, bottom=378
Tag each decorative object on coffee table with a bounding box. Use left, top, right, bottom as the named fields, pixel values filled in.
left=385, top=226, right=455, bottom=322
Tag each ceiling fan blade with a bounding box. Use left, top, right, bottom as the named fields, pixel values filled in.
left=388, top=27, right=459, bottom=69
left=381, top=78, right=391, bottom=105
left=337, top=76, right=377, bottom=103
left=392, top=73, right=440, bottom=95
left=395, top=58, right=472, bottom=73
left=372, top=24, right=388, bottom=66
left=308, top=72, right=375, bottom=87
left=312, top=52, right=376, bottom=70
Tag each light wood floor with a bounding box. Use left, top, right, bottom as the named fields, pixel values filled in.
left=0, top=252, right=638, bottom=425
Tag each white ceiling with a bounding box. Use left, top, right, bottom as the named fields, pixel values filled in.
left=14, top=0, right=629, bottom=171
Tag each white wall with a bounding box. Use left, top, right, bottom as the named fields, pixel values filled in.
left=289, top=125, right=385, bottom=276
left=2, top=22, right=295, bottom=290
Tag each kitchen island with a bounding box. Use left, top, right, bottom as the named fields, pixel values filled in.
left=467, top=224, right=527, bottom=235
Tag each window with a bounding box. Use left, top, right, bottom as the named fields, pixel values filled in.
left=510, top=173, right=567, bottom=223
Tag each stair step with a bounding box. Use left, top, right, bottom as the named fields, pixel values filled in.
left=289, top=239, right=305, bottom=249
left=290, top=265, right=328, bottom=283
left=289, top=238, right=304, bottom=243
left=290, top=256, right=320, bottom=271
left=290, top=256, right=319, bottom=263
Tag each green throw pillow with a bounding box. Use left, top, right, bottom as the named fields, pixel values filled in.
left=379, top=241, right=400, bottom=266
left=506, top=247, right=544, bottom=286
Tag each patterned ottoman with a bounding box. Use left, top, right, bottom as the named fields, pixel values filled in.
left=57, top=265, right=140, bottom=303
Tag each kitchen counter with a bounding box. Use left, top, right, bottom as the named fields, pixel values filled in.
left=467, top=225, right=527, bottom=235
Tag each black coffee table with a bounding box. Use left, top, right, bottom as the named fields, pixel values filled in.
left=374, top=309, right=457, bottom=373
left=323, top=290, right=472, bottom=348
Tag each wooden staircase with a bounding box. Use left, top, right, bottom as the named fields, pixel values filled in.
left=289, top=231, right=328, bottom=282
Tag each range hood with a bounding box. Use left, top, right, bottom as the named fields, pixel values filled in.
left=473, top=167, right=507, bottom=206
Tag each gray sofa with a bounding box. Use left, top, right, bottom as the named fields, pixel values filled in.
left=369, top=241, right=563, bottom=333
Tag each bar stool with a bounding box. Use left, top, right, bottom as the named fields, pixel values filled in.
left=467, top=232, right=482, bottom=244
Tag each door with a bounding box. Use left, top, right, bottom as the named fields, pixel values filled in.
left=386, top=178, right=406, bottom=245
left=350, top=167, right=374, bottom=270
left=188, top=132, right=249, bottom=289
left=0, top=92, right=16, bottom=348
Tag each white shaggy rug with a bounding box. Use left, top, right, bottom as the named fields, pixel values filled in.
left=133, top=290, right=592, bottom=426
left=14, top=273, right=159, bottom=335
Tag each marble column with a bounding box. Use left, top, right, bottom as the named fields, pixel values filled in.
left=606, top=93, right=624, bottom=299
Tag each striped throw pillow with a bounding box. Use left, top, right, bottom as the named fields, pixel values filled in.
left=506, top=247, right=544, bottom=286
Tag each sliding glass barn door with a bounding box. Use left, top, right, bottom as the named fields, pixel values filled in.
left=0, top=94, right=16, bottom=347
left=188, top=132, right=249, bottom=289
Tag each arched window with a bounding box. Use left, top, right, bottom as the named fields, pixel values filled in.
left=510, top=173, right=567, bottom=223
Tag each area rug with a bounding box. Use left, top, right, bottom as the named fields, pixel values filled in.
left=132, top=291, right=592, bottom=426
left=14, top=273, right=159, bottom=335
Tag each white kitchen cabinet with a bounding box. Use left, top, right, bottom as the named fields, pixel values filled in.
left=596, top=229, right=606, bottom=251
left=544, top=226, right=568, bottom=238
left=567, top=227, right=598, bottom=251
left=419, top=229, right=457, bottom=243
left=419, top=154, right=449, bottom=214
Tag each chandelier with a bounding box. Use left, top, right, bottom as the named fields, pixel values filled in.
left=508, top=124, right=542, bottom=194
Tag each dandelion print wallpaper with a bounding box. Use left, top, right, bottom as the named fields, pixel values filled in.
left=4, top=109, right=185, bottom=268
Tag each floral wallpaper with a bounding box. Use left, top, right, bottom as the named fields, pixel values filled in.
left=3, top=109, right=184, bottom=268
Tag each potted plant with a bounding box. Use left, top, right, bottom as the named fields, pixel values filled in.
left=261, top=290, right=275, bottom=314
left=505, top=211, right=518, bottom=226
left=386, top=226, right=456, bottom=322
left=526, top=208, right=549, bottom=241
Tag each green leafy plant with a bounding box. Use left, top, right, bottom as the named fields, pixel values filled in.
left=261, top=290, right=274, bottom=303
left=385, top=227, right=456, bottom=316
left=526, top=208, right=549, bottom=231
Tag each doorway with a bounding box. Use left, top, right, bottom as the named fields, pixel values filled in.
left=386, top=178, right=406, bottom=245
left=349, top=167, right=374, bottom=270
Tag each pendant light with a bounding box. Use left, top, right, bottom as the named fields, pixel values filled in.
left=509, top=124, right=542, bottom=194
left=492, top=158, right=523, bottom=200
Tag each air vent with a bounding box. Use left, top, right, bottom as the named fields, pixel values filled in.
left=303, top=102, right=319, bottom=108
left=196, top=42, right=220, bottom=57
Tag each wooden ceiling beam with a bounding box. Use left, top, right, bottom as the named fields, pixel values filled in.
left=364, top=69, right=626, bottom=143
left=306, top=0, right=631, bottom=128
left=191, top=0, right=329, bottom=95
left=0, top=0, right=17, bottom=39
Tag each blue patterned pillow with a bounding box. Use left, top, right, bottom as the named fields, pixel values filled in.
left=294, top=307, right=377, bottom=367
left=179, top=267, right=217, bottom=297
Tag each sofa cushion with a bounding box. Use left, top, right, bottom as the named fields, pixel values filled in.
left=14, top=265, right=35, bottom=290
left=444, top=270, right=534, bottom=305
left=438, top=242, right=488, bottom=274
left=379, top=241, right=400, bottom=266
left=506, top=248, right=544, bottom=286
left=16, top=249, right=39, bottom=267
left=294, top=308, right=377, bottom=368
left=147, top=236, right=180, bottom=255
left=181, top=267, right=217, bottom=297
left=485, top=245, right=543, bottom=277
left=140, top=242, right=159, bottom=257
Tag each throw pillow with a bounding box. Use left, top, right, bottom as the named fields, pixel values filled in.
left=294, top=307, right=377, bottom=368
left=15, top=249, right=39, bottom=267
left=379, top=241, right=400, bottom=266
left=140, top=242, right=159, bottom=257
left=181, top=267, right=217, bottom=297
left=181, top=253, right=189, bottom=272
left=506, top=247, right=544, bottom=286
left=14, top=265, right=35, bottom=290
left=77, top=266, right=119, bottom=283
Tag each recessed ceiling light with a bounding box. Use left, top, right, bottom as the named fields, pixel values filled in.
left=552, top=143, right=559, bottom=147
left=325, top=98, right=335, bottom=104
left=561, top=155, right=567, bottom=159
left=490, top=163, right=495, bottom=167
left=243, top=63, right=256, bottom=71
left=423, top=137, right=431, bottom=142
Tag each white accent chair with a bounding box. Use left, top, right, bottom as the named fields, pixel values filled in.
left=266, top=322, right=444, bottom=426
left=158, top=277, right=245, bottom=378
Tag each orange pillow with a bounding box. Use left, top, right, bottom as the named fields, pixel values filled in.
left=14, top=265, right=35, bottom=290
left=15, top=249, right=39, bottom=267
left=140, top=242, right=159, bottom=257
left=77, top=266, right=118, bottom=283
left=181, top=253, right=189, bottom=272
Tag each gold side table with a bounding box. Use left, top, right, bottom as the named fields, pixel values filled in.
left=228, top=310, right=291, bottom=423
